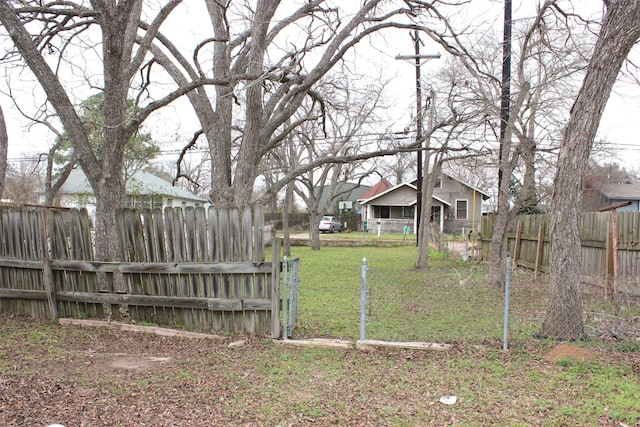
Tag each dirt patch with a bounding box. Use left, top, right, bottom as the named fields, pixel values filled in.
left=543, top=343, right=599, bottom=363
left=108, top=355, right=171, bottom=370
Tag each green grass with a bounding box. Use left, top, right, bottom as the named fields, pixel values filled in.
left=289, top=245, right=544, bottom=342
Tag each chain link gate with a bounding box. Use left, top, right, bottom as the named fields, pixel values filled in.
left=282, top=256, right=300, bottom=338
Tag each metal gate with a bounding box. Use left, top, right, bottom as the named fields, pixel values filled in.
left=282, top=256, right=300, bottom=338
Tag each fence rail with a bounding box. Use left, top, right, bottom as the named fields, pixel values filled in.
left=0, top=205, right=285, bottom=337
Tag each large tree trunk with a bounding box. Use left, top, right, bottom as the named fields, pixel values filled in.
left=0, top=104, right=7, bottom=199
left=94, top=178, right=125, bottom=291
left=541, top=0, right=640, bottom=339
left=206, top=0, right=235, bottom=207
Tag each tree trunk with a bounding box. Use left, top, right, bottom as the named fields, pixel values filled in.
left=282, top=182, right=294, bottom=257
left=541, top=0, right=640, bottom=339
left=0, top=104, right=7, bottom=199
left=416, top=154, right=443, bottom=269
left=94, top=178, right=125, bottom=291
left=309, top=211, right=322, bottom=251
left=487, top=215, right=510, bottom=288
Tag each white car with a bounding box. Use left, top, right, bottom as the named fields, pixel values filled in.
left=319, top=215, right=342, bottom=233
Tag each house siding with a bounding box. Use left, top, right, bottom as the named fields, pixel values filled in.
left=360, top=175, right=488, bottom=235
left=434, top=175, right=482, bottom=234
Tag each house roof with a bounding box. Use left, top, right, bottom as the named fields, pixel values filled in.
left=58, top=169, right=208, bottom=202
left=359, top=181, right=451, bottom=206
left=357, top=178, right=394, bottom=200
left=410, top=173, right=491, bottom=200
left=599, top=183, right=640, bottom=200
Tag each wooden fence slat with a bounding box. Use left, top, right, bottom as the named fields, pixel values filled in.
left=208, top=208, right=222, bottom=331
left=151, top=208, right=170, bottom=325
left=230, top=208, right=244, bottom=333
left=534, top=222, right=545, bottom=278
left=512, top=220, right=522, bottom=268
left=271, top=238, right=281, bottom=339
left=0, top=205, right=277, bottom=335
left=217, top=208, right=233, bottom=332
left=242, top=206, right=255, bottom=333
left=195, top=206, right=211, bottom=330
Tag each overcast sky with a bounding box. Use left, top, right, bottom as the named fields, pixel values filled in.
left=1, top=0, right=639, bottom=170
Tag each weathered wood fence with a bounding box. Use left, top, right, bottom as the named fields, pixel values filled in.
left=479, top=212, right=640, bottom=295
left=0, top=205, right=284, bottom=337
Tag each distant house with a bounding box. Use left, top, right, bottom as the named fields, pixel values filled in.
left=314, top=181, right=377, bottom=214
left=582, top=183, right=640, bottom=212
left=358, top=173, right=490, bottom=234
left=40, top=169, right=208, bottom=218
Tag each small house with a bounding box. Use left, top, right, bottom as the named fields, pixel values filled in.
left=582, top=183, right=640, bottom=212
left=358, top=173, right=490, bottom=234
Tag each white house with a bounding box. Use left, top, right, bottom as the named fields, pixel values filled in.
left=358, top=173, right=490, bottom=234
left=41, top=169, right=208, bottom=218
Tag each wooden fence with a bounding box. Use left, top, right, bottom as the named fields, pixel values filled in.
left=0, top=205, right=283, bottom=337
left=479, top=212, right=640, bottom=295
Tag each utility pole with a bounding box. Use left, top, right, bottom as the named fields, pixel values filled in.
left=498, top=0, right=512, bottom=193
left=396, top=30, right=440, bottom=245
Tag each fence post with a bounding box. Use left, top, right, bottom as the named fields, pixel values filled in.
left=43, top=210, right=58, bottom=320
left=503, top=256, right=511, bottom=351
left=271, top=238, right=281, bottom=339
left=534, top=222, right=545, bottom=279
left=611, top=211, right=620, bottom=316
left=360, top=257, right=368, bottom=341
left=512, top=220, right=522, bottom=268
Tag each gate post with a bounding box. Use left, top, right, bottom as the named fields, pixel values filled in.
left=270, top=238, right=281, bottom=339
left=282, top=256, right=289, bottom=340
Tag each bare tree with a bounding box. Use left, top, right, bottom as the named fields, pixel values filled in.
left=288, top=68, right=385, bottom=250
left=419, top=1, right=592, bottom=287
left=375, top=148, right=416, bottom=185
left=0, top=104, right=7, bottom=199
left=414, top=74, right=490, bottom=268
left=3, top=159, right=42, bottom=204
left=541, top=0, right=640, bottom=339
left=0, top=1, right=187, bottom=287
left=148, top=1, right=451, bottom=208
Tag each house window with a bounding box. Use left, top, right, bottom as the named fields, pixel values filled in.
left=455, top=200, right=468, bottom=220
left=433, top=176, right=442, bottom=189
left=403, top=206, right=415, bottom=218
left=374, top=205, right=390, bottom=218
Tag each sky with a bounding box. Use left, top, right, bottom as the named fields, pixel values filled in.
left=1, top=0, right=639, bottom=173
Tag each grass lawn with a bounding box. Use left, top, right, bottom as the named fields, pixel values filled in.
left=289, top=245, right=547, bottom=343
left=1, top=244, right=639, bottom=426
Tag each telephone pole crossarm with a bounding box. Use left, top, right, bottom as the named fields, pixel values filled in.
left=394, top=53, right=442, bottom=61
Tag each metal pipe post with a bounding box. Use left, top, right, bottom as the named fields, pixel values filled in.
left=503, top=256, right=511, bottom=351
left=282, top=256, right=289, bottom=340
left=360, top=257, right=368, bottom=341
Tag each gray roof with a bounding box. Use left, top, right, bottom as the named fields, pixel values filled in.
left=59, top=169, right=207, bottom=202
left=600, top=183, right=640, bottom=200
